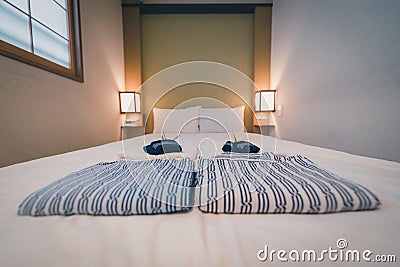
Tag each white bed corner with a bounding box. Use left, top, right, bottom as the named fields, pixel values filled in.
left=1, top=132, right=399, bottom=267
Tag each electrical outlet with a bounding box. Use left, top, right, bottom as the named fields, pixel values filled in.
left=277, top=105, right=283, bottom=117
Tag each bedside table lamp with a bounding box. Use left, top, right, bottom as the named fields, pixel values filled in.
left=254, top=90, right=275, bottom=112
left=119, top=91, right=142, bottom=128
left=254, top=90, right=276, bottom=128
left=119, top=92, right=141, bottom=113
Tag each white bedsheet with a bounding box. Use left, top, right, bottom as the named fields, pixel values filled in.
left=1, top=133, right=399, bottom=266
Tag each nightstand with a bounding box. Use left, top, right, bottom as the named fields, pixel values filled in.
left=254, top=126, right=275, bottom=137
left=253, top=112, right=275, bottom=137
left=120, top=126, right=144, bottom=140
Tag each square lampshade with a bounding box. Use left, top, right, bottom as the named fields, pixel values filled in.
left=119, top=92, right=141, bottom=113
left=254, top=90, right=275, bottom=112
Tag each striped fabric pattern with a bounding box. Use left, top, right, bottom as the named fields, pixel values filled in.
left=18, top=153, right=380, bottom=216
left=18, top=159, right=196, bottom=216
left=197, top=153, right=380, bottom=214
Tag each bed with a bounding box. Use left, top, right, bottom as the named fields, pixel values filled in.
left=1, top=85, right=400, bottom=266
left=1, top=129, right=399, bottom=266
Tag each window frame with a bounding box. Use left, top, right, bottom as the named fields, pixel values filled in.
left=0, top=0, right=84, bottom=82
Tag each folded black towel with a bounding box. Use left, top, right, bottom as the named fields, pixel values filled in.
left=222, top=141, right=260, bottom=153
left=143, top=139, right=182, bottom=155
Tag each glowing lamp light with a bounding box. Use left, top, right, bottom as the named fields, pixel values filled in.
left=119, top=92, right=141, bottom=113
left=254, top=90, right=275, bottom=112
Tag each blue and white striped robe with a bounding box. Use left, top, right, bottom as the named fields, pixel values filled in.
left=18, top=153, right=380, bottom=216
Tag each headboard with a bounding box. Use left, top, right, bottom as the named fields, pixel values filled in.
left=144, top=84, right=253, bottom=134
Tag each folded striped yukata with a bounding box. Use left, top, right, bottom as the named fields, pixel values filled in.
left=18, top=153, right=380, bottom=216
left=18, top=159, right=196, bottom=216
left=196, top=153, right=380, bottom=214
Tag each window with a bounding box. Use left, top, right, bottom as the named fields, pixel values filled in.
left=0, top=0, right=83, bottom=82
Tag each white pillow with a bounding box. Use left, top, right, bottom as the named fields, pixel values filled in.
left=153, top=106, right=201, bottom=133
left=199, top=106, right=245, bottom=133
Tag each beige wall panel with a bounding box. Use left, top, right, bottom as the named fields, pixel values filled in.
left=122, top=7, right=142, bottom=91
left=141, top=13, right=254, bottom=130
left=253, top=6, right=273, bottom=133
left=253, top=6, right=272, bottom=91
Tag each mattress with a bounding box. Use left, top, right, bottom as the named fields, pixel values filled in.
left=1, top=133, right=399, bottom=266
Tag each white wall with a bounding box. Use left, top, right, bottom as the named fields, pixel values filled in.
left=271, top=0, right=400, bottom=162
left=0, top=0, right=125, bottom=167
